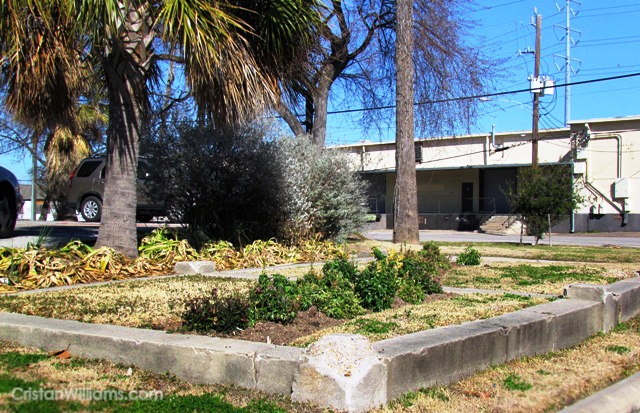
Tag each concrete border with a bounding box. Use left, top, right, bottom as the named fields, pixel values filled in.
left=559, top=370, right=640, bottom=413
left=1, top=276, right=640, bottom=412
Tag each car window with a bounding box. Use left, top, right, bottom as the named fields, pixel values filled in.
left=76, top=160, right=103, bottom=178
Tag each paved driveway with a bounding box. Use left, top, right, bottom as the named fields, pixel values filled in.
left=364, top=229, right=640, bottom=248
left=0, top=220, right=176, bottom=249
left=2, top=221, right=639, bottom=249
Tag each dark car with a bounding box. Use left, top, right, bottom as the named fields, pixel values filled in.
left=0, top=166, right=24, bottom=237
left=66, top=156, right=164, bottom=222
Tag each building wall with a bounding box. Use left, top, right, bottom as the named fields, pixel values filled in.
left=341, top=116, right=640, bottom=232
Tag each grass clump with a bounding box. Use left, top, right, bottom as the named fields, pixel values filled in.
left=503, top=373, right=533, bottom=391
left=456, top=246, right=481, bottom=266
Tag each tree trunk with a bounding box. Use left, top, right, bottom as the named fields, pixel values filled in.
left=95, top=4, right=153, bottom=259
left=393, top=0, right=419, bottom=244
left=311, top=87, right=330, bottom=146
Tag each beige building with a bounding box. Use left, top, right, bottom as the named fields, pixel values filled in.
left=336, top=116, right=640, bottom=232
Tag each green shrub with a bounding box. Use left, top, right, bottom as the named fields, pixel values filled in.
left=352, top=249, right=398, bottom=311
left=249, top=273, right=301, bottom=324
left=398, top=250, right=444, bottom=295
left=298, top=269, right=364, bottom=319
left=181, top=289, right=250, bottom=333
left=322, top=257, right=359, bottom=282
left=420, top=241, right=452, bottom=271
left=456, top=246, right=481, bottom=266
left=397, top=278, right=425, bottom=305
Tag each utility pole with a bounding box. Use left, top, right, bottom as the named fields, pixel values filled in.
left=554, top=0, right=581, bottom=126
left=531, top=13, right=542, bottom=169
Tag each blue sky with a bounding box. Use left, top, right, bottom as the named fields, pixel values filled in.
left=324, top=0, right=640, bottom=145
left=3, top=0, right=640, bottom=182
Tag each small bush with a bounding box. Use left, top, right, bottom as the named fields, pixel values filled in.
left=398, top=250, right=444, bottom=295
left=456, top=246, right=481, bottom=266
left=397, top=278, right=425, bottom=305
left=249, top=273, right=300, bottom=325
left=352, top=249, right=398, bottom=311
left=321, top=257, right=359, bottom=282
left=420, top=241, right=452, bottom=270
left=298, top=268, right=364, bottom=319
left=181, top=289, right=250, bottom=333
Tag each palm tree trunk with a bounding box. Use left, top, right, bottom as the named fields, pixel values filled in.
left=393, top=0, right=419, bottom=244
left=95, top=3, right=153, bottom=259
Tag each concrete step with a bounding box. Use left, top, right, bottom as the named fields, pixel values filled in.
left=479, top=215, right=522, bottom=235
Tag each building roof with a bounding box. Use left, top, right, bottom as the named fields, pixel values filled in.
left=329, top=115, right=640, bottom=150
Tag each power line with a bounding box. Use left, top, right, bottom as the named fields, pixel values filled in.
left=320, top=72, right=640, bottom=116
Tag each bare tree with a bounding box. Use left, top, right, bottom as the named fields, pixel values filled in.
left=276, top=0, right=499, bottom=146
left=393, top=0, right=419, bottom=244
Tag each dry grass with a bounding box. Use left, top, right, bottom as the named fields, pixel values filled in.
left=290, top=294, right=550, bottom=346
left=0, top=275, right=255, bottom=330
left=375, top=317, right=640, bottom=413
left=441, top=261, right=637, bottom=296
left=0, top=276, right=548, bottom=345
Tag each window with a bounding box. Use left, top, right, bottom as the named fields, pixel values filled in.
left=415, top=144, right=423, bottom=163
left=75, top=160, right=103, bottom=178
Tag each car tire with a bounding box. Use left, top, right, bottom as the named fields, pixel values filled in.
left=0, top=189, right=16, bottom=238
left=80, top=196, right=102, bottom=222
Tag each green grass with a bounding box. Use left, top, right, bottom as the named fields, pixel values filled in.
left=0, top=352, right=49, bottom=370
left=498, top=265, right=609, bottom=286
left=348, top=319, right=399, bottom=335
left=503, top=373, right=533, bottom=392
left=433, top=242, right=640, bottom=263
left=605, top=345, right=631, bottom=355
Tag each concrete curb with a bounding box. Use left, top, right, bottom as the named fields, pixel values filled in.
left=0, top=311, right=302, bottom=396
left=559, top=370, right=640, bottom=413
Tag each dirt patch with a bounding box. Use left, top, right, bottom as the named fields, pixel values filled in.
left=224, top=306, right=343, bottom=346
left=225, top=294, right=455, bottom=346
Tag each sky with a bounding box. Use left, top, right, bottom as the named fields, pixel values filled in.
left=323, top=0, right=640, bottom=145
left=3, top=0, right=640, bottom=182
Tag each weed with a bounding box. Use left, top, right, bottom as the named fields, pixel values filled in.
left=503, top=373, right=532, bottom=391
left=349, top=319, right=398, bottom=335
left=605, top=345, right=631, bottom=355
left=612, top=322, right=630, bottom=333
left=391, top=391, right=420, bottom=408
left=420, top=387, right=450, bottom=401
left=537, top=369, right=551, bottom=376
left=456, top=246, right=481, bottom=266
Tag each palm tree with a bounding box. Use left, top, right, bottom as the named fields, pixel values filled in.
left=0, top=0, right=320, bottom=258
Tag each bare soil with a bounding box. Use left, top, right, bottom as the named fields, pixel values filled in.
left=220, top=294, right=453, bottom=346
left=224, top=306, right=343, bottom=346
